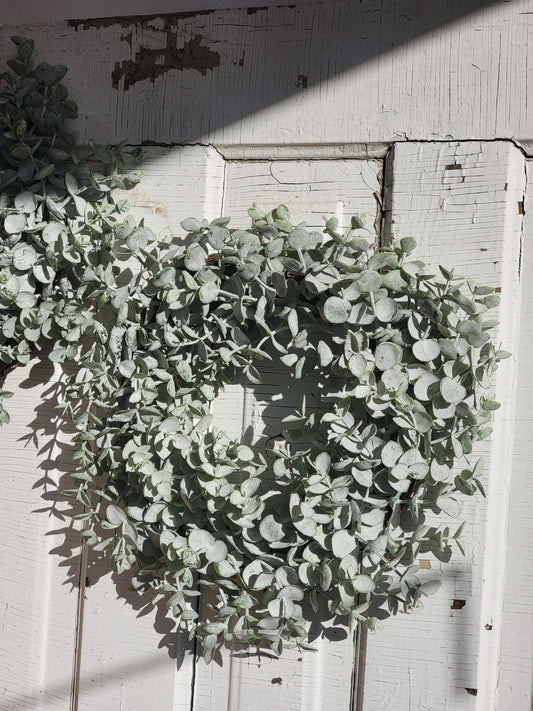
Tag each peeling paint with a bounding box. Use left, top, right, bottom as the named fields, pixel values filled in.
left=112, top=34, right=220, bottom=90
left=67, top=10, right=215, bottom=32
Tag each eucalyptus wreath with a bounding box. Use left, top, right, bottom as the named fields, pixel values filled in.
left=0, top=38, right=508, bottom=661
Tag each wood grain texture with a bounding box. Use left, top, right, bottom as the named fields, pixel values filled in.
left=0, top=359, right=80, bottom=711
left=0, top=1, right=531, bottom=150
left=362, top=141, right=525, bottom=711
left=0, top=0, right=321, bottom=25
left=495, top=160, right=533, bottom=711
left=76, top=145, right=225, bottom=711
left=197, top=157, right=381, bottom=711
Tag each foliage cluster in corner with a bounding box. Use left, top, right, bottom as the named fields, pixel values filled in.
left=0, top=39, right=509, bottom=662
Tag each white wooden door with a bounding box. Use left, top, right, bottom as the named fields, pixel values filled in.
left=1, top=3, right=532, bottom=711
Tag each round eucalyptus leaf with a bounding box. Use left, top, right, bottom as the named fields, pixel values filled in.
left=374, top=297, right=398, bottom=322
left=199, top=281, right=219, bottom=304
left=352, top=574, right=375, bottom=594
left=381, top=367, right=408, bottom=393
left=107, top=504, right=128, bottom=526
left=357, top=270, right=382, bottom=292
left=348, top=353, right=367, bottom=377
left=259, top=515, right=285, bottom=542
left=127, top=228, right=151, bottom=252
left=14, top=291, right=37, bottom=308
left=375, top=342, right=402, bottom=370
left=382, top=269, right=408, bottom=292
left=381, top=440, right=403, bottom=468
left=12, top=243, right=37, bottom=271
left=287, top=229, right=311, bottom=250
left=331, top=529, right=357, bottom=558
left=184, top=245, right=207, bottom=271
left=399, top=236, right=417, bottom=254
left=14, top=191, right=37, bottom=213
left=189, top=529, right=214, bottom=551
left=412, top=339, right=441, bottom=362
left=440, top=377, right=467, bottom=405
left=205, top=540, right=228, bottom=563
left=181, top=217, right=201, bottom=232
left=436, top=495, right=461, bottom=518
left=413, top=372, right=440, bottom=401
left=323, top=296, right=351, bottom=323
left=4, top=213, right=26, bottom=234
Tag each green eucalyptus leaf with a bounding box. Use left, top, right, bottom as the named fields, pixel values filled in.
left=375, top=342, right=402, bottom=370
left=323, top=296, right=351, bottom=324
left=412, top=339, right=441, bottom=362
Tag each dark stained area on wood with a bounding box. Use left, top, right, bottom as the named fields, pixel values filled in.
left=112, top=34, right=220, bottom=89
left=67, top=9, right=215, bottom=31
left=451, top=599, right=466, bottom=609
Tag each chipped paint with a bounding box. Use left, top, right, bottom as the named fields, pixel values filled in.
left=112, top=33, right=220, bottom=90
left=67, top=10, right=215, bottom=32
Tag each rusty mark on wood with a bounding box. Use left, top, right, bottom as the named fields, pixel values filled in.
left=485, top=623, right=493, bottom=630
left=518, top=201, right=525, bottom=215
left=465, top=688, right=478, bottom=696
left=112, top=34, right=220, bottom=90
left=495, top=286, right=502, bottom=292
left=451, top=599, right=466, bottom=609
left=419, top=559, right=431, bottom=569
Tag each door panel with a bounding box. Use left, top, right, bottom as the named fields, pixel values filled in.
left=199, top=156, right=382, bottom=711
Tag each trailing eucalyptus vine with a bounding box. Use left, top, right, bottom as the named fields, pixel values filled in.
left=0, top=39, right=508, bottom=662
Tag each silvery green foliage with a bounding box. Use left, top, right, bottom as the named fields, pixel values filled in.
left=0, top=37, right=141, bottom=423
left=0, top=40, right=510, bottom=663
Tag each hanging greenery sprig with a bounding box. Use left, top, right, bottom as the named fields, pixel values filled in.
left=0, top=38, right=509, bottom=662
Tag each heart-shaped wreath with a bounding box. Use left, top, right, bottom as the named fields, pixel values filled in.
left=0, top=38, right=507, bottom=661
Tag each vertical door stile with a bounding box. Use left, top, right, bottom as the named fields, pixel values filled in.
left=495, top=159, right=533, bottom=711
left=363, top=141, right=526, bottom=711
left=75, top=146, right=226, bottom=711
left=0, top=356, right=82, bottom=711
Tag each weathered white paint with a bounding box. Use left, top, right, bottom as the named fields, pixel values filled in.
left=495, top=160, right=533, bottom=711
left=0, top=360, right=80, bottom=711
left=0, top=0, right=320, bottom=25
left=363, top=141, right=525, bottom=711
left=0, top=1, right=531, bottom=150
